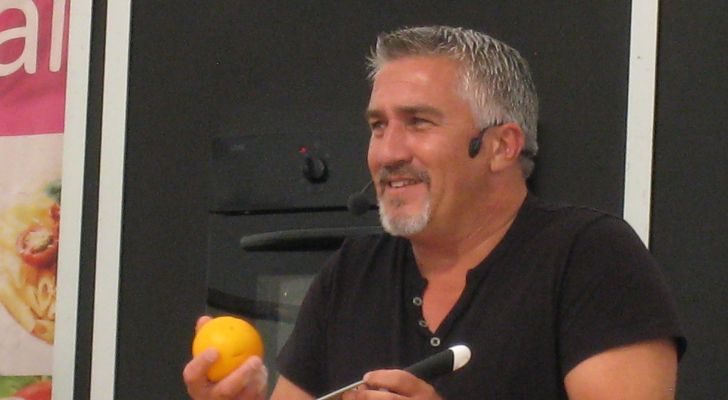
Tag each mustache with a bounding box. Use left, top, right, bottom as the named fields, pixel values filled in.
left=377, top=164, right=430, bottom=184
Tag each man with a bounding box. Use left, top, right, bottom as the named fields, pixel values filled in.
left=184, top=26, right=685, bottom=399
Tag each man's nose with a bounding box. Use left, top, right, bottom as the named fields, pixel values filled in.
left=371, top=123, right=412, bottom=166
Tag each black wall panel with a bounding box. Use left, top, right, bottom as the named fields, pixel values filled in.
left=652, top=1, right=728, bottom=398
left=116, top=2, right=631, bottom=398
left=114, top=4, right=224, bottom=399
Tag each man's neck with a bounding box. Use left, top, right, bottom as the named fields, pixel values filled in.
left=409, top=184, right=527, bottom=279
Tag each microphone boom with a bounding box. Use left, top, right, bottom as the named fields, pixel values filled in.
left=347, top=181, right=374, bottom=216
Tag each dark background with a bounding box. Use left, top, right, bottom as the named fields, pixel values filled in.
left=651, top=1, right=728, bottom=397
left=74, top=1, right=726, bottom=399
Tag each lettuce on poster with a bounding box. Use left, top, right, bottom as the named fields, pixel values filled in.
left=0, top=375, right=51, bottom=399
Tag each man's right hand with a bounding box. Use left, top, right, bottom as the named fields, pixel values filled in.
left=183, top=316, right=268, bottom=400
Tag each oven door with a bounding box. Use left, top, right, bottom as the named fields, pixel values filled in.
left=206, top=211, right=380, bottom=383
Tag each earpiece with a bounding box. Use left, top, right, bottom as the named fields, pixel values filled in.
left=468, top=136, right=482, bottom=158
left=468, top=123, right=504, bottom=158
left=468, top=127, right=488, bottom=158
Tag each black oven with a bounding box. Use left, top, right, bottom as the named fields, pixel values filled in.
left=206, top=132, right=380, bottom=384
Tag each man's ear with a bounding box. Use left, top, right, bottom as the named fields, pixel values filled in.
left=488, top=123, right=526, bottom=173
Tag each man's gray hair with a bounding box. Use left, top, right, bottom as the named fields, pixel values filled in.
left=367, top=26, right=539, bottom=177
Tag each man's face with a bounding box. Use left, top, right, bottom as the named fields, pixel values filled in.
left=366, top=56, right=482, bottom=237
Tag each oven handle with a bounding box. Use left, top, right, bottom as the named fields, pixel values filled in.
left=207, top=288, right=300, bottom=323
left=240, top=226, right=383, bottom=251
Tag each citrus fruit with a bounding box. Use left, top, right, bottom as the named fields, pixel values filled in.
left=192, top=316, right=264, bottom=382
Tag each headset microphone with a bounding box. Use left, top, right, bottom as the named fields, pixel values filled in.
left=469, top=123, right=506, bottom=158
left=468, top=136, right=483, bottom=158
left=347, top=181, right=374, bottom=216
left=468, top=127, right=489, bottom=158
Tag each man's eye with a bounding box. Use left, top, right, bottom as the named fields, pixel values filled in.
left=410, top=117, right=432, bottom=128
left=369, top=121, right=384, bottom=131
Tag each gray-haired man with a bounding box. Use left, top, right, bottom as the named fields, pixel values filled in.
left=184, top=26, right=684, bottom=400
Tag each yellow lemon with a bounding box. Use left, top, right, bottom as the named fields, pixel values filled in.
left=192, top=316, right=264, bottom=382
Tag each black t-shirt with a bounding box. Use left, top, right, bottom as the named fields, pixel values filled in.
left=277, top=195, right=686, bottom=399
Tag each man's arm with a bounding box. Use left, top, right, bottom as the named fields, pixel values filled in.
left=270, top=376, right=314, bottom=400
left=564, top=338, right=678, bottom=400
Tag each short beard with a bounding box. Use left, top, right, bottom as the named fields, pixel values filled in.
left=378, top=196, right=431, bottom=237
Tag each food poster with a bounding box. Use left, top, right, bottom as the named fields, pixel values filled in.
left=1, top=0, right=70, bottom=398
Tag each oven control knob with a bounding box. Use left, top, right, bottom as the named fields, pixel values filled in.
left=302, top=155, right=327, bottom=182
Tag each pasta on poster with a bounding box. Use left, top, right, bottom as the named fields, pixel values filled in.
left=0, top=180, right=60, bottom=344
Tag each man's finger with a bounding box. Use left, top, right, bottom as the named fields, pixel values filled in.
left=238, top=361, right=268, bottom=400
left=361, top=369, right=431, bottom=397
left=342, top=386, right=405, bottom=400
left=195, top=315, right=212, bottom=332
left=210, top=356, right=266, bottom=398
left=183, top=348, right=218, bottom=396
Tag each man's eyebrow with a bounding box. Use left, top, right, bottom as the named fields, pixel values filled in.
left=364, top=108, right=383, bottom=121
left=398, top=105, right=444, bottom=118
left=364, top=105, right=444, bottom=120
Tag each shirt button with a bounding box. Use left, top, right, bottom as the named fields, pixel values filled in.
left=412, top=296, right=423, bottom=306
left=418, top=319, right=428, bottom=328
left=430, top=337, right=441, bottom=347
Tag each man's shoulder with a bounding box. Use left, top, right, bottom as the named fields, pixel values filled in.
left=526, top=194, right=615, bottom=219
left=525, top=195, right=625, bottom=231
left=515, top=194, right=642, bottom=251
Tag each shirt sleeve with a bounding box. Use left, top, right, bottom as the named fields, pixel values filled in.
left=558, top=215, right=686, bottom=375
left=275, top=245, right=340, bottom=396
